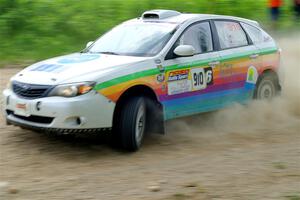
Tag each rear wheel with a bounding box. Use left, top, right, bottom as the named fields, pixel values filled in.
left=254, top=72, right=280, bottom=100
left=117, top=96, right=146, bottom=151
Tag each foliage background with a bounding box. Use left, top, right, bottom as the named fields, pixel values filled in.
left=0, top=0, right=298, bottom=67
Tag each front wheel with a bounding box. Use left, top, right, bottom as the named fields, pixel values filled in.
left=118, top=96, right=146, bottom=151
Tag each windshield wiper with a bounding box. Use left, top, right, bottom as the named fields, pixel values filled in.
left=97, top=51, right=120, bottom=55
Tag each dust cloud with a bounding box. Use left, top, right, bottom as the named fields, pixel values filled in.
left=168, top=34, right=300, bottom=136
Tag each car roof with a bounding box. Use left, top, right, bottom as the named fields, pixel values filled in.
left=125, top=10, right=259, bottom=27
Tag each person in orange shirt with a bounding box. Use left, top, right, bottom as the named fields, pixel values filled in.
left=269, top=0, right=283, bottom=21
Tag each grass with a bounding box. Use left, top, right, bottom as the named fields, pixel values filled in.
left=0, top=0, right=298, bottom=67
left=272, top=162, right=287, bottom=170
left=172, top=193, right=191, bottom=200
left=285, top=193, right=300, bottom=200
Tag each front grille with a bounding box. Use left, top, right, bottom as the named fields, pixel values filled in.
left=6, top=110, right=54, bottom=124
left=12, top=81, right=52, bottom=99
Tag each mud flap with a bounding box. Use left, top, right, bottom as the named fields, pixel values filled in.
left=145, top=98, right=165, bottom=135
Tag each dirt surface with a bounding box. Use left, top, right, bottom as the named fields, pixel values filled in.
left=0, top=36, right=299, bottom=200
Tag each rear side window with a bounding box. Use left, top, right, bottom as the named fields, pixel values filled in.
left=241, top=23, right=262, bottom=44
left=215, top=21, right=248, bottom=49
left=241, top=22, right=273, bottom=44
left=178, top=22, right=213, bottom=54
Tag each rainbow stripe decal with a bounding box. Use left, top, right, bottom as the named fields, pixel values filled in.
left=94, top=47, right=279, bottom=120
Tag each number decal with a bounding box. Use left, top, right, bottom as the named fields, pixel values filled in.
left=191, top=68, right=206, bottom=90
left=205, top=67, right=213, bottom=85
left=191, top=67, right=213, bottom=90
left=193, top=71, right=204, bottom=86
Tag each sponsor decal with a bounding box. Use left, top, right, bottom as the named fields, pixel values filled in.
left=168, top=79, right=192, bottom=95
left=31, top=54, right=100, bottom=73
left=16, top=103, right=26, bottom=110
left=167, top=69, right=191, bottom=95
left=15, top=100, right=30, bottom=117
left=157, top=64, right=164, bottom=72
left=168, top=69, right=189, bottom=82
left=156, top=73, right=165, bottom=83
left=31, top=64, right=69, bottom=73
left=58, top=54, right=100, bottom=64
left=220, top=63, right=233, bottom=77
left=161, top=84, right=166, bottom=91
left=246, top=66, right=258, bottom=84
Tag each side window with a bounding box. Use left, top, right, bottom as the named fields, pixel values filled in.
left=241, top=23, right=262, bottom=44
left=215, top=21, right=248, bottom=49
left=178, top=22, right=213, bottom=54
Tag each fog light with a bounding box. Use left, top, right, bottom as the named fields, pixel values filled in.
left=65, top=116, right=86, bottom=126
left=76, top=117, right=87, bottom=126
left=76, top=117, right=81, bottom=125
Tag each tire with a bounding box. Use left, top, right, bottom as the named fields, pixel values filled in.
left=254, top=72, right=280, bottom=100
left=117, top=96, right=147, bottom=151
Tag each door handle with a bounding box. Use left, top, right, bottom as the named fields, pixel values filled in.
left=208, top=61, right=220, bottom=67
left=249, top=54, right=259, bottom=59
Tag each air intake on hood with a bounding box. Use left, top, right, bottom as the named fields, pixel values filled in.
left=142, top=10, right=181, bottom=20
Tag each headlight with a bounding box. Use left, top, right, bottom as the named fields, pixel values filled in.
left=48, top=82, right=95, bottom=97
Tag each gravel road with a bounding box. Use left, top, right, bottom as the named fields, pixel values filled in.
left=0, top=35, right=299, bottom=200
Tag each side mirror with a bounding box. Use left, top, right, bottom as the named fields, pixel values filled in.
left=173, top=45, right=195, bottom=57
left=86, top=41, right=94, bottom=48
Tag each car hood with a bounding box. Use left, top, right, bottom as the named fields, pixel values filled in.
left=13, top=53, right=148, bottom=85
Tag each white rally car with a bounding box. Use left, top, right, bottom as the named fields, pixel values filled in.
left=3, top=10, right=281, bottom=151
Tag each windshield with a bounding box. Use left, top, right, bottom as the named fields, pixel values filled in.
left=86, top=23, right=177, bottom=57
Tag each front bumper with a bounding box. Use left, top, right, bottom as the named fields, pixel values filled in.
left=3, top=89, right=115, bottom=132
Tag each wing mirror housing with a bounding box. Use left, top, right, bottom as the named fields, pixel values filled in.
left=173, top=45, right=195, bottom=57
left=86, top=41, right=94, bottom=48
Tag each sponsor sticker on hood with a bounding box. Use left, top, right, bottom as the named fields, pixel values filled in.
left=30, top=54, right=101, bottom=73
